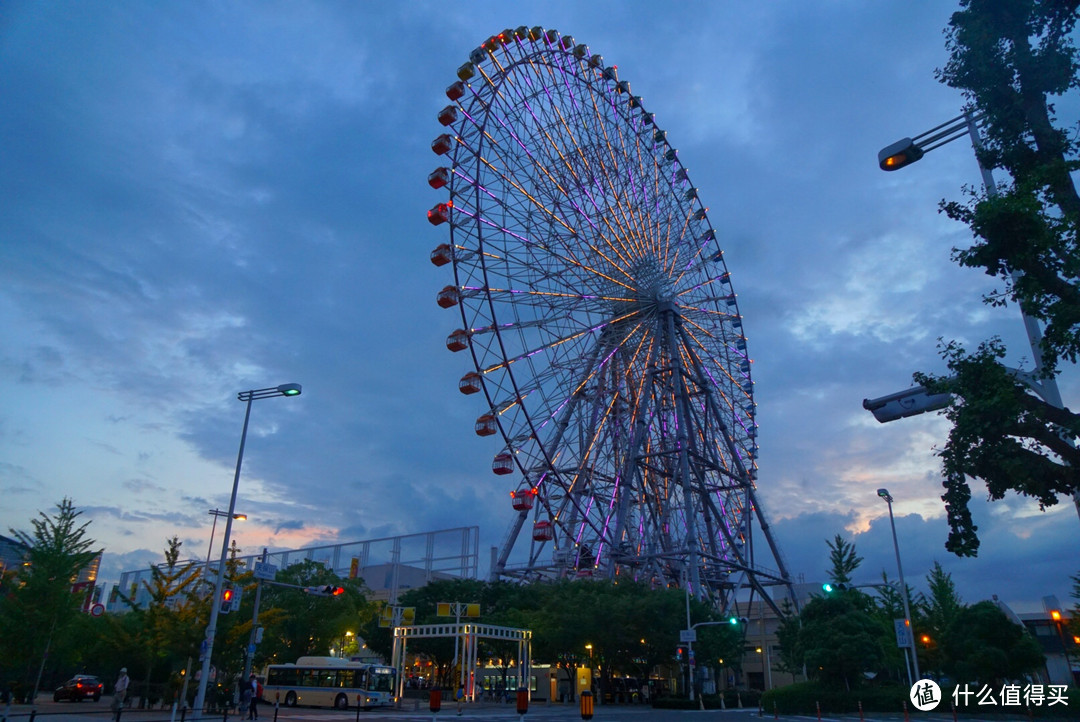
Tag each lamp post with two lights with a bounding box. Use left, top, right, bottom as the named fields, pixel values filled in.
left=192, top=383, right=302, bottom=716
left=870, top=111, right=1080, bottom=525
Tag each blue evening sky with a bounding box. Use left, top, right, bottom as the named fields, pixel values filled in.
left=1, top=1, right=1077, bottom=613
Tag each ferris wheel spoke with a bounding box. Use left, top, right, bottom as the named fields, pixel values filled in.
left=496, top=52, right=657, bottom=273
left=484, top=78, right=650, bottom=282
left=432, top=27, right=789, bottom=606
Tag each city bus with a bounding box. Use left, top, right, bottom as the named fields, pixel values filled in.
left=263, top=656, right=397, bottom=710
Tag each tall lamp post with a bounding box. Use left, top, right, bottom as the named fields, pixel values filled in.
left=876, top=111, right=1080, bottom=524
left=203, top=509, right=246, bottom=592
left=877, top=488, right=920, bottom=685
left=193, top=383, right=301, bottom=716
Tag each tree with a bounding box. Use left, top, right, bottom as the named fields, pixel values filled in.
left=941, top=601, right=1044, bottom=684
left=826, top=535, right=863, bottom=587
left=117, top=537, right=205, bottom=705
left=869, top=572, right=926, bottom=685
left=919, top=562, right=966, bottom=677
left=778, top=539, right=889, bottom=690
left=255, top=560, right=372, bottom=667
left=781, top=594, right=885, bottom=691
left=0, top=498, right=100, bottom=700
left=912, top=0, right=1080, bottom=555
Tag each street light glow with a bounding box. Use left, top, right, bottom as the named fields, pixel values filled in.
left=878, top=137, right=925, bottom=171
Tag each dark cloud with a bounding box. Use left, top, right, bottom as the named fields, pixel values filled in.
left=0, top=1, right=1076, bottom=617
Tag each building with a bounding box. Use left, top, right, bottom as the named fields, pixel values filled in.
left=1017, top=595, right=1079, bottom=686
left=0, top=534, right=29, bottom=576
left=110, top=526, right=479, bottom=611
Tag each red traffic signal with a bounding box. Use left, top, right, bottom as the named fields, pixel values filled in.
left=303, top=585, right=346, bottom=597
left=220, top=587, right=236, bottom=614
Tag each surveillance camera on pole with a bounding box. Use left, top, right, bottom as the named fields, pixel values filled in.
left=862, top=386, right=951, bottom=423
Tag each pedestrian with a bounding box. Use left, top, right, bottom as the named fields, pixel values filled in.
left=239, top=682, right=251, bottom=719
left=112, top=668, right=130, bottom=711
left=455, top=683, right=464, bottom=716
left=247, top=674, right=259, bottom=720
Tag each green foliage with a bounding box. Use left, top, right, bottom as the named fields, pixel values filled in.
left=916, top=340, right=1080, bottom=556
left=780, top=538, right=889, bottom=689
left=0, top=498, right=100, bottom=696
left=920, top=562, right=966, bottom=676
left=912, top=0, right=1080, bottom=555
left=941, top=601, right=1045, bottom=684
left=794, top=594, right=886, bottom=690
left=826, top=535, right=862, bottom=586
left=360, top=576, right=742, bottom=692
left=256, top=559, right=374, bottom=667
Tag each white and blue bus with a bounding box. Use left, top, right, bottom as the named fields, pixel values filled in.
left=264, top=657, right=396, bottom=710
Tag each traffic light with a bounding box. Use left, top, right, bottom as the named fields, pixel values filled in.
left=675, top=646, right=684, bottom=660
left=822, top=583, right=833, bottom=593
left=304, top=585, right=346, bottom=597
left=220, top=587, right=236, bottom=614
left=821, top=582, right=847, bottom=594
left=728, top=616, right=748, bottom=625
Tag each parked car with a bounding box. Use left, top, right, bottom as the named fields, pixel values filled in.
left=54, top=675, right=103, bottom=702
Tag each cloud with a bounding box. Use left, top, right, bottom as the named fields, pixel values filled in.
left=0, top=1, right=1076, bottom=622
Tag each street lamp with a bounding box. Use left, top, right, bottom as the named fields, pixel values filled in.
left=874, top=111, right=1080, bottom=524
left=203, top=509, right=246, bottom=592
left=193, top=383, right=302, bottom=716
left=877, top=488, right=920, bottom=686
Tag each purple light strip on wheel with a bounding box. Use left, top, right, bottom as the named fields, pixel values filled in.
left=531, top=321, right=613, bottom=436
left=698, top=364, right=753, bottom=437
left=472, top=90, right=603, bottom=237
left=452, top=204, right=537, bottom=246
left=595, top=471, right=624, bottom=567
left=600, top=83, right=644, bottom=210
left=523, top=69, right=604, bottom=227
left=575, top=494, right=596, bottom=546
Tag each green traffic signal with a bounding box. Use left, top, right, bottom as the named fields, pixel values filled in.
left=822, top=583, right=834, bottom=593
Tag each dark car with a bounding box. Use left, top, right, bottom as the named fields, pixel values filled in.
left=54, top=675, right=103, bottom=702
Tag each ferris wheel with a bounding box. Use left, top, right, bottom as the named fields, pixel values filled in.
left=427, top=27, right=792, bottom=611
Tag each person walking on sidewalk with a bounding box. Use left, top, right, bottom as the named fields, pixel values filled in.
left=112, top=668, right=129, bottom=711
